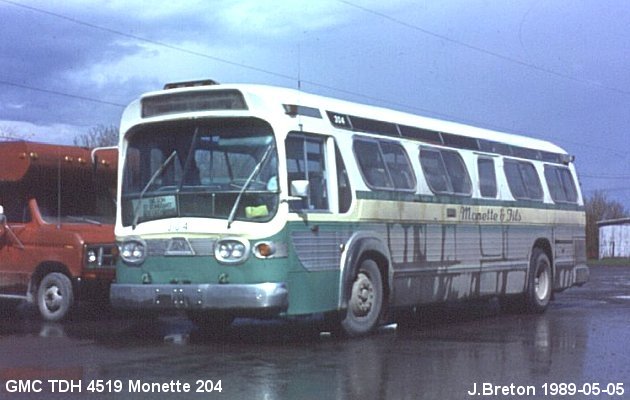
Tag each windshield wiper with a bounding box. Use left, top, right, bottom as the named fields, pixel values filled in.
left=226, top=143, right=275, bottom=229
left=132, top=150, right=177, bottom=229
left=178, top=127, right=199, bottom=192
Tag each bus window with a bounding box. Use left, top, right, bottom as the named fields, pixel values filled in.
left=477, top=157, right=497, bottom=198
left=419, top=148, right=449, bottom=193
left=442, top=150, right=471, bottom=195
left=380, top=141, right=415, bottom=190
left=335, top=144, right=352, bottom=213
left=353, top=139, right=392, bottom=189
left=559, top=168, right=578, bottom=203
left=286, top=134, right=328, bottom=211
left=504, top=159, right=543, bottom=201
left=544, top=165, right=578, bottom=203
left=148, top=147, right=183, bottom=189
left=353, top=138, right=415, bottom=191
left=121, top=119, right=278, bottom=226
left=419, top=147, right=471, bottom=196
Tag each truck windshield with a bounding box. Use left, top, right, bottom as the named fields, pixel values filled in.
left=121, top=118, right=279, bottom=227
left=36, top=171, right=116, bottom=225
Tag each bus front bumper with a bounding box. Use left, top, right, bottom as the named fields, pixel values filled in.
left=110, top=282, right=289, bottom=314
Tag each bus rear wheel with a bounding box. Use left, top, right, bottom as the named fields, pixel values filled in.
left=524, top=248, right=552, bottom=313
left=341, top=258, right=384, bottom=337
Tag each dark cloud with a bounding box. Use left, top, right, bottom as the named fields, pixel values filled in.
left=0, top=2, right=236, bottom=127
left=0, top=1, right=628, bottom=206
left=0, top=4, right=141, bottom=124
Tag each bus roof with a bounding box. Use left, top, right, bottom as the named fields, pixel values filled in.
left=135, top=82, right=569, bottom=157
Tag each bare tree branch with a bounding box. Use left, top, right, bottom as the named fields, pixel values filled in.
left=73, top=124, right=118, bottom=147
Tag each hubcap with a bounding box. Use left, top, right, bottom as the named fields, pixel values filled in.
left=535, top=266, right=550, bottom=301
left=44, top=285, right=63, bottom=312
left=350, top=272, right=374, bottom=317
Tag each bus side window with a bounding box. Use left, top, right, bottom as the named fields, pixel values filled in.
left=419, top=146, right=471, bottom=196
left=504, top=159, right=543, bottom=201
left=335, top=144, right=352, bottom=213
left=478, top=157, right=497, bottom=198
left=544, top=165, right=578, bottom=203
left=380, top=141, right=416, bottom=190
left=419, top=147, right=449, bottom=193
left=353, top=139, right=392, bottom=189
left=559, top=168, right=578, bottom=203
left=285, top=134, right=329, bottom=211
left=353, top=138, right=415, bottom=191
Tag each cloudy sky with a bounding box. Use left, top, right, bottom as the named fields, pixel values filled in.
left=1, top=0, right=628, bottom=207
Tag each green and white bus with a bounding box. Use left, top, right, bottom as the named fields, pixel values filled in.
left=110, top=80, right=588, bottom=336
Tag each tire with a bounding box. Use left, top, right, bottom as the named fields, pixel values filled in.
left=524, top=248, right=552, bottom=313
left=37, top=272, right=74, bottom=322
left=341, top=258, right=384, bottom=337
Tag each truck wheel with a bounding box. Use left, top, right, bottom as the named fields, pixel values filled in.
left=37, top=273, right=74, bottom=322
left=341, top=258, right=384, bottom=337
left=524, top=248, right=552, bottom=313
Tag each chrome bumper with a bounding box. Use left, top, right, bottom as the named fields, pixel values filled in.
left=110, top=282, right=289, bottom=313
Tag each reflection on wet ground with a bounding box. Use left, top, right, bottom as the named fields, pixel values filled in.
left=1, top=265, right=629, bottom=399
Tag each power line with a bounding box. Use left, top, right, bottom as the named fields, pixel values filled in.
left=583, top=186, right=630, bottom=193
left=0, top=0, right=493, bottom=126
left=0, top=79, right=126, bottom=108
left=337, top=0, right=630, bottom=96
left=581, top=174, right=630, bottom=180
left=559, top=139, right=627, bottom=159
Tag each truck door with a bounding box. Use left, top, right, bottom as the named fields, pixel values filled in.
left=0, top=196, right=31, bottom=296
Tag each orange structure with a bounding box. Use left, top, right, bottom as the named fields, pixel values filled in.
left=0, top=141, right=117, bottom=321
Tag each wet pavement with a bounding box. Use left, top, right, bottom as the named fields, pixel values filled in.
left=1, top=264, right=629, bottom=399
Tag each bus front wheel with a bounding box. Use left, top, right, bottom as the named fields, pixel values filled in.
left=341, top=258, right=384, bottom=337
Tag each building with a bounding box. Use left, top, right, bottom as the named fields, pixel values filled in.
left=598, top=218, right=630, bottom=259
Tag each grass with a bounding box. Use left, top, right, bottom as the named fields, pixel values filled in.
left=588, top=258, right=630, bottom=267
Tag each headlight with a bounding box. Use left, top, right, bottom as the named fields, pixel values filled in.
left=119, top=239, right=147, bottom=266
left=87, top=249, right=98, bottom=264
left=85, top=244, right=117, bottom=268
left=215, top=238, right=250, bottom=265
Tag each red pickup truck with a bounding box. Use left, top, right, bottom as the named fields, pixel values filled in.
left=0, top=141, right=117, bottom=321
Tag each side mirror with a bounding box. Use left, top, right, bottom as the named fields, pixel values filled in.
left=290, top=180, right=309, bottom=198
left=0, top=205, right=5, bottom=237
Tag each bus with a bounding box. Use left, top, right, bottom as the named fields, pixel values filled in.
left=110, top=80, right=588, bottom=336
left=0, top=141, right=117, bottom=321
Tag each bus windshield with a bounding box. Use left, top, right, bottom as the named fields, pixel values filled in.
left=121, top=118, right=279, bottom=227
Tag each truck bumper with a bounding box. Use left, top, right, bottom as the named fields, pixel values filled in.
left=110, top=282, right=289, bottom=315
left=73, top=276, right=112, bottom=302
